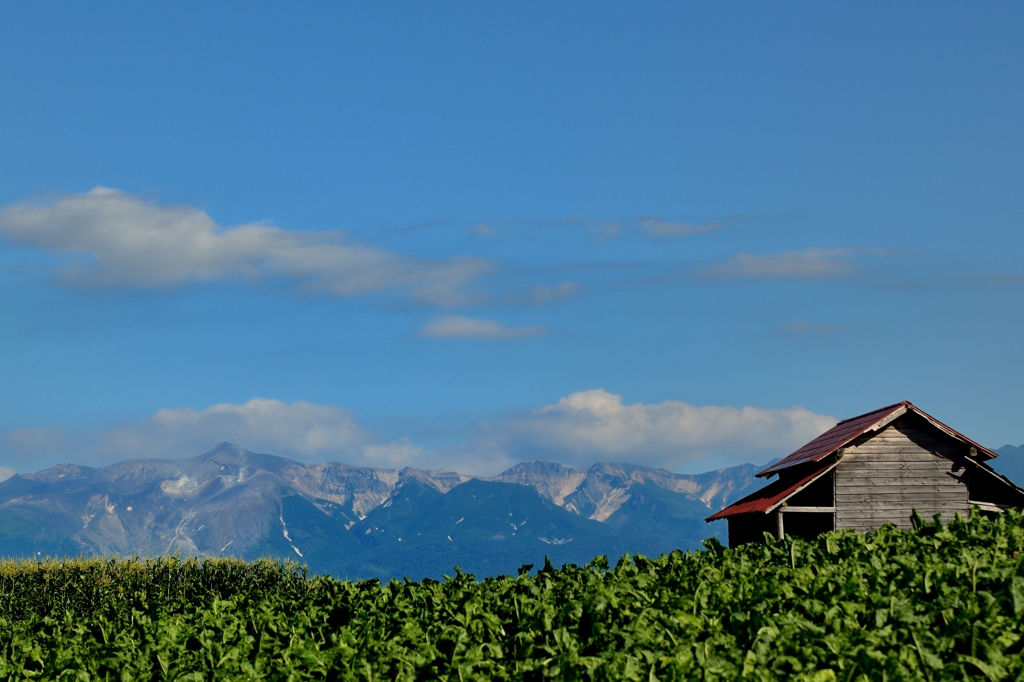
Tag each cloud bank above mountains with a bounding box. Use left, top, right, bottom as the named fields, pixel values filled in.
left=0, top=186, right=874, bottom=475
left=99, top=399, right=374, bottom=460
left=0, top=391, right=835, bottom=476
left=481, top=390, right=835, bottom=471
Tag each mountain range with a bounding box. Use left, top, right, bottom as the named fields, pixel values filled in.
left=0, top=443, right=766, bottom=580
left=993, top=444, right=1024, bottom=486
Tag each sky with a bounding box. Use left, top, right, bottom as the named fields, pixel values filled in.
left=1, top=2, right=1022, bottom=477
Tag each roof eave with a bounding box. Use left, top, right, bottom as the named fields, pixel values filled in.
left=706, top=459, right=838, bottom=522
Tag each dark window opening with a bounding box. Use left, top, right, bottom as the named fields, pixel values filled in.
left=787, top=471, right=834, bottom=507
left=784, top=512, right=834, bottom=541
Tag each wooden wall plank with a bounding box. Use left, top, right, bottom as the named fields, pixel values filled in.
left=839, top=473, right=958, bottom=483
left=838, top=462, right=962, bottom=470
left=835, top=497, right=962, bottom=507
left=835, top=508, right=967, bottom=521
left=832, top=415, right=968, bottom=533
left=837, top=488, right=963, bottom=498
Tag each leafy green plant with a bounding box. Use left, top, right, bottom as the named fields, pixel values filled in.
left=1, top=508, right=1023, bottom=680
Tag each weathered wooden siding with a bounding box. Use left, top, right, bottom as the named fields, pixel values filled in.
left=834, top=415, right=969, bottom=531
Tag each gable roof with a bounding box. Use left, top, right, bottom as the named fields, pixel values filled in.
left=757, top=400, right=999, bottom=478
left=706, top=401, right=1013, bottom=524
left=705, top=459, right=836, bottom=521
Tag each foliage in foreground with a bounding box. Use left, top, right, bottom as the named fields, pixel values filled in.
left=2, top=510, right=1024, bottom=680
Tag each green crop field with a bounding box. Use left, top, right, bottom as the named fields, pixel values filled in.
left=2, top=510, right=1024, bottom=681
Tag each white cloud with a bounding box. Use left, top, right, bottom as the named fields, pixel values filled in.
left=100, top=398, right=374, bottom=461
left=482, top=389, right=836, bottom=471
left=0, top=187, right=490, bottom=305
left=419, top=315, right=547, bottom=339
left=525, top=282, right=582, bottom=305
left=360, top=438, right=426, bottom=467
left=0, top=399, right=425, bottom=471
left=702, top=248, right=859, bottom=279
left=1, top=393, right=835, bottom=476
left=638, top=217, right=721, bottom=240
left=470, top=222, right=498, bottom=236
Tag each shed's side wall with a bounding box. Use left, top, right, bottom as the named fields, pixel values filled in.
left=834, top=415, right=969, bottom=532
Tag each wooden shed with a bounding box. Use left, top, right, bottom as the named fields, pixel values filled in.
left=707, top=401, right=1024, bottom=547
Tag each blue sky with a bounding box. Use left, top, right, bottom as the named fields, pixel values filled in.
left=1, top=2, right=1022, bottom=476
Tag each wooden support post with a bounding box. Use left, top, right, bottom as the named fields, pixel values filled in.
left=775, top=510, right=784, bottom=540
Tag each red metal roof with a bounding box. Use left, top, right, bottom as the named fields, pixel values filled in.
left=706, top=460, right=835, bottom=521
left=757, top=400, right=1000, bottom=478
left=757, top=402, right=907, bottom=477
